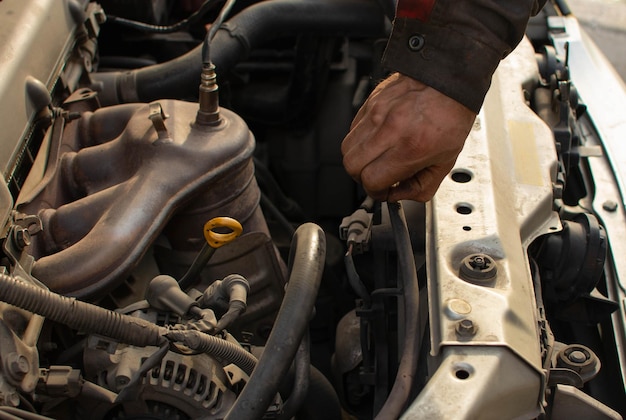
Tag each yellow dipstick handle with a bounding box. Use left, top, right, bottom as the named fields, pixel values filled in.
left=204, top=217, right=243, bottom=248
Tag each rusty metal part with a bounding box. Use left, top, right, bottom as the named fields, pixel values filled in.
left=18, top=95, right=259, bottom=299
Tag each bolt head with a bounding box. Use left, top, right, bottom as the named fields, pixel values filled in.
left=470, top=256, right=486, bottom=269
left=459, top=254, right=497, bottom=283
left=602, top=200, right=618, bottom=212
left=556, top=344, right=600, bottom=383
left=6, top=353, right=30, bottom=379
left=13, top=228, right=31, bottom=249
left=568, top=350, right=588, bottom=364
left=456, top=319, right=477, bottom=336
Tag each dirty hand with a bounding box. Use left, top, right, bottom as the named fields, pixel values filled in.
left=341, top=72, right=476, bottom=202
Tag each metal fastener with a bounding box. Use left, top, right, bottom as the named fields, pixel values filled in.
left=13, top=228, right=31, bottom=250
left=456, top=319, right=476, bottom=337
left=459, top=254, right=497, bottom=283
left=6, top=353, right=30, bottom=379
left=568, top=350, right=587, bottom=364
left=602, top=200, right=618, bottom=212
left=470, top=256, right=486, bottom=269
left=408, top=34, right=425, bottom=51
left=556, top=344, right=600, bottom=383
left=446, top=299, right=472, bottom=319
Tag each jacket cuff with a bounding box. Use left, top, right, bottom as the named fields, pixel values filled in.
left=382, top=17, right=502, bottom=114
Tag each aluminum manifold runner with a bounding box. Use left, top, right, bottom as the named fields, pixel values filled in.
left=17, top=93, right=266, bottom=300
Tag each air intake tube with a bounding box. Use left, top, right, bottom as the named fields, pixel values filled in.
left=93, top=0, right=386, bottom=105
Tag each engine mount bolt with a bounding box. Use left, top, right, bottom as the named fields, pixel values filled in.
left=456, top=319, right=477, bottom=337
left=459, top=254, right=497, bottom=283
left=602, top=200, right=618, bottom=212
left=556, top=344, right=600, bottom=383
left=568, top=350, right=588, bottom=364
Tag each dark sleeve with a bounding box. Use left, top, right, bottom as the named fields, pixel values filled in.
left=382, top=0, right=547, bottom=113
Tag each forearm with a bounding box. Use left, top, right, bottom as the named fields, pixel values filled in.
left=383, top=0, right=547, bottom=113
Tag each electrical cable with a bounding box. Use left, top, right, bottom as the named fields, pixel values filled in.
left=345, top=243, right=372, bottom=306
left=202, top=0, right=238, bottom=64
left=106, top=0, right=222, bottom=34
left=260, top=193, right=296, bottom=237
left=115, top=341, right=170, bottom=403
left=0, top=274, right=257, bottom=376
left=374, top=201, right=421, bottom=419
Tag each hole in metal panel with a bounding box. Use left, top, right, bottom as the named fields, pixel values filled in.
left=451, top=170, right=472, bottom=183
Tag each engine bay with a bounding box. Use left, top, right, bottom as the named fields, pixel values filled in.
left=0, top=0, right=625, bottom=418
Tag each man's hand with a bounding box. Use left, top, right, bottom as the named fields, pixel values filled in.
left=341, top=73, right=476, bottom=202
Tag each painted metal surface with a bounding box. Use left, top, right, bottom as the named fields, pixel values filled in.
left=404, top=38, right=558, bottom=418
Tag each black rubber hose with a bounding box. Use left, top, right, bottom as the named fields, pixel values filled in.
left=374, top=202, right=421, bottom=419
left=299, top=366, right=342, bottom=420
left=278, top=332, right=310, bottom=420
left=93, top=0, right=385, bottom=105
left=278, top=362, right=342, bottom=420
left=225, top=222, right=326, bottom=420
left=0, top=274, right=164, bottom=347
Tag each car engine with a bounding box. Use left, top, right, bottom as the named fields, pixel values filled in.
left=0, top=0, right=625, bottom=418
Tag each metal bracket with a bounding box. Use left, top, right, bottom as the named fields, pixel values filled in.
left=148, top=102, right=172, bottom=144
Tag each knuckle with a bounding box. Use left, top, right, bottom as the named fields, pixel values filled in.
left=340, top=138, right=350, bottom=155
left=383, top=111, right=403, bottom=130
left=368, top=103, right=388, bottom=127
left=342, top=154, right=359, bottom=178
